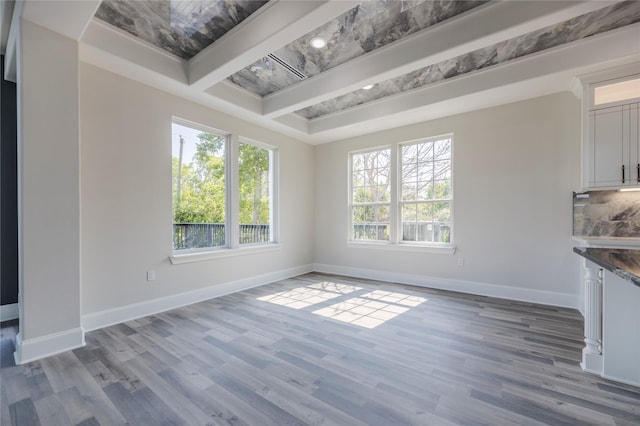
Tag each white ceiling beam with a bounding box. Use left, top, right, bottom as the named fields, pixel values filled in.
left=307, top=24, right=640, bottom=135
left=263, top=0, right=616, bottom=118
left=81, top=20, right=188, bottom=84
left=205, top=80, right=262, bottom=115
left=188, top=0, right=359, bottom=90
left=273, top=113, right=309, bottom=135
left=21, top=0, right=101, bottom=41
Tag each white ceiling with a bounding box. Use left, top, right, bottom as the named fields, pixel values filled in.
left=4, top=1, right=640, bottom=145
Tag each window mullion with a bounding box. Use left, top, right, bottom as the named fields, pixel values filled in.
left=389, top=144, right=398, bottom=244
left=228, top=133, right=240, bottom=249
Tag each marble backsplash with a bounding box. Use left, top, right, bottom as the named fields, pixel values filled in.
left=573, top=190, right=640, bottom=238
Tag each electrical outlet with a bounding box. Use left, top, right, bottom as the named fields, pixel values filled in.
left=457, top=257, right=465, bottom=267
left=147, top=270, right=156, bottom=281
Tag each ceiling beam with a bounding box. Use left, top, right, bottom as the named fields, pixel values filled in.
left=188, top=0, right=359, bottom=90
left=82, top=20, right=188, bottom=84
left=205, top=80, right=262, bottom=115
left=307, top=24, right=640, bottom=135
left=21, top=0, right=101, bottom=41
left=262, top=0, right=616, bottom=118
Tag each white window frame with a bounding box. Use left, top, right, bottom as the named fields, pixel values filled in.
left=169, top=119, right=280, bottom=264
left=347, top=135, right=455, bottom=254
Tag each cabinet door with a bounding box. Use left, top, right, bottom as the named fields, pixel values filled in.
left=591, top=106, right=626, bottom=187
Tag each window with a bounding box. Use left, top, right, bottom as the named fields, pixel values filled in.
left=349, top=135, right=453, bottom=248
left=400, top=137, right=452, bottom=243
left=593, top=78, right=640, bottom=106
left=171, top=120, right=277, bottom=254
left=351, top=149, right=391, bottom=241
left=172, top=122, right=226, bottom=250
left=238, top=140, right=274, bottom=245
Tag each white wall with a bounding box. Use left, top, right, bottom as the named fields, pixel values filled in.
left=16, top=20, right=83, bottom=363
left=314, top=92, right=582, bottom=308
left=79, top=63, right=314, bottom=325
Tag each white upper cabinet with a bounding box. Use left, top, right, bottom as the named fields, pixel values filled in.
left=580, top=63, right=640, bottom=189
left=589, top=104, right=639, bottom=187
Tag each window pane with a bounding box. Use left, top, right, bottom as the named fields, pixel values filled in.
left=434, top=138, right=451, bottom=160
left=417, top=161, right=434, bottom=183
left=172, top=122, right=226, bottom=250
left=416, top=202, right=433, bottom=222
left=433, top=160, right=451, bottom=180
left=594, top=78, right=640, bottom=105
left=377, top=205, right=390, bottom=223
left=239, top=142, right=272, bottom=244
left=402, top=181, right=417, bottom=201
left=402, top=161, right=418, bottom=182
left=402, top=203, right=417, bottom=223
left=430, top=180, right=451, bottom=200
left=401, top=144, right=418, bottom=164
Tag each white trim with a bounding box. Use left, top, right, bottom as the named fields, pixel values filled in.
left=313, top=263, right=578, bottom=310
left=347, top=242, right=456, bottom=255
left=83, top=263, right=313, bottom=332
left=601, top=372, right=640, bottom=389
left=14, top=327, right=85, bottom=365
left=581, top=351, right=603, bottom=376
left=170, top=243, right=282, bottom=265
left=0, top=303, right=18, bottom=322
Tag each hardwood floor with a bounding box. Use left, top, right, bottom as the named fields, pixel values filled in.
left=2, top=272, right=639, bottom=425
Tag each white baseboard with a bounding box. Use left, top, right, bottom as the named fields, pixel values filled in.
left=313, top=263, right=579, bottom=310
left=601, top=372, right=640, bottom=389
left=0, top=303, right=19, bottom=322
left=83, top=264, right=314, bottom=332
left=14, top=327, right=85, bottom=365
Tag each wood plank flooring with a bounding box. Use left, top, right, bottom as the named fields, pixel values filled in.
left=2, top=272, right=639, bottom=425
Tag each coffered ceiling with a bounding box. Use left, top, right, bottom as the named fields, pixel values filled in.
left=4, top=1, right=640, bottom=144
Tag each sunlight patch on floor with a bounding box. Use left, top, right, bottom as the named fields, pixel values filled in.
left=257, top=282, right=427, bottom=328
left=314, top=292, right=427, bottom=329
left=257, top=282, right=361, bottom=309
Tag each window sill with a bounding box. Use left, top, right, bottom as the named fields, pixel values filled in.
left=169, top=243, right=282, bottom=265
left=347, top=241, right=456, bottom=255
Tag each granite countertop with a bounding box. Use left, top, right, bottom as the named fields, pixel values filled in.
left=574, top=247, right=640, bottom=288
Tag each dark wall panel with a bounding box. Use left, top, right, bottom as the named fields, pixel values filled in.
left=1, top=54, right=18, bottom=306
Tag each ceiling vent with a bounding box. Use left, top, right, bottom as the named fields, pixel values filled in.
left=267, top=53, right=307, bottom=80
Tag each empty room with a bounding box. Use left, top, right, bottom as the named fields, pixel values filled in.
left=1, top=0, right=640, bottom=424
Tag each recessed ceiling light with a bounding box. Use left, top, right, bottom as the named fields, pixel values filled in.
left=310, top=37, right=327, bottom=49
left=362, top=84, right=374, bottom=90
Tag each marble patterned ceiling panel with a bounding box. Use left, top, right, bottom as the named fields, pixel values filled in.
left=228, top=0, right=487, bottom=97
left=296, top=0, right=640, bottom=120
left=95, top=0, right=268, bottom=60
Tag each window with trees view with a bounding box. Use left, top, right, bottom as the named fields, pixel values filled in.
left=172, top=121, right=275, bottom=252
left=349, top=135, right=453, bottom=245
left=351, top=149, right=391, bottom=241
left=238, top=140, right=273, bottom=245
left=400, top=137, right=452, bottom=243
